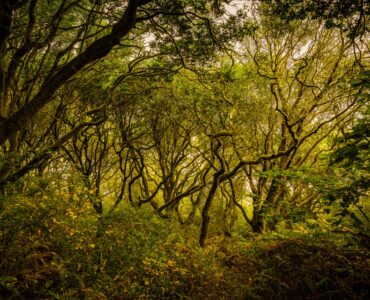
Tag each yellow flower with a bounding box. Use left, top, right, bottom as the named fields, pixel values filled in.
left=167, top=259, right=175, bottom=267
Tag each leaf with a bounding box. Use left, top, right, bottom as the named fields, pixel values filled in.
left=0, top=276, right=17, bottom=289
left=316, top=277, right=328, bottom=287
left=44, top=280, right=54, bottom=289
left=167, top=259, right=175, bottom=267
left=349, top=212, right=363, bottom=226
left=0, top=276, right=17, bottom=283
left=303, top=276, right=314, bottom=291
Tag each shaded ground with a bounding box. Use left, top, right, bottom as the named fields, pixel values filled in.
left=0, top=198, right=369, bottom=299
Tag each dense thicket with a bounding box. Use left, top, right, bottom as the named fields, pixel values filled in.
left=0, top=0, right=369, bottom=298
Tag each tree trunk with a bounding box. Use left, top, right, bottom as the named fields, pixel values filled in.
left=251, top=211, right=265, bottom=233
left=83, top=175, right=105, bottom=237
left=199, top=170, right=223, bottom=247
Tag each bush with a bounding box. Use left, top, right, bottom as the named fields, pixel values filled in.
left=1, top=180, right=369, bottom=299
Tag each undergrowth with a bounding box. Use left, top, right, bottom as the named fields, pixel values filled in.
left=0, top=192, right=369, bottom=299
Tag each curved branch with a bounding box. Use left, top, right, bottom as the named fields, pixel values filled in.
left=0, top=0, right=152, bottom=146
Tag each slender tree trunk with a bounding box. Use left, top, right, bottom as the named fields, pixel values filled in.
left=83, top=175, right=105, bottom=237
left=199, top=170, right=223, bottom=247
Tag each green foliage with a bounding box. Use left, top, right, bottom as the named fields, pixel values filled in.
left=330, top=72, right=369, bottom=200
left=241, top=234, right=370, bottom=299
left=1, top=2, right=370, bottom=299
left=1, top=177, right=369, bottom=299
left=313, top=70, right=370, bottom=246
left=261, top=0, right=370, bottom=38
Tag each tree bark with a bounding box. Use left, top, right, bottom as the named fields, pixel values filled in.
left=251, top=210, right=265, bottom=234
left=199, top=171, right=223, bottom=247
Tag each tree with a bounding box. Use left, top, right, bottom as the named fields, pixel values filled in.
left=260, top=0, right=369, bottom=39
left=0, top=0, right=247, bottom=190
left=321, top=70, right=370, bottom=242
left=258, top=0, right=370, bottom=235
left=188, top=13, right=367, bottom=234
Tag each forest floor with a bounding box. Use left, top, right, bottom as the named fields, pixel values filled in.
left=1, top=200, right=369, bottom=299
